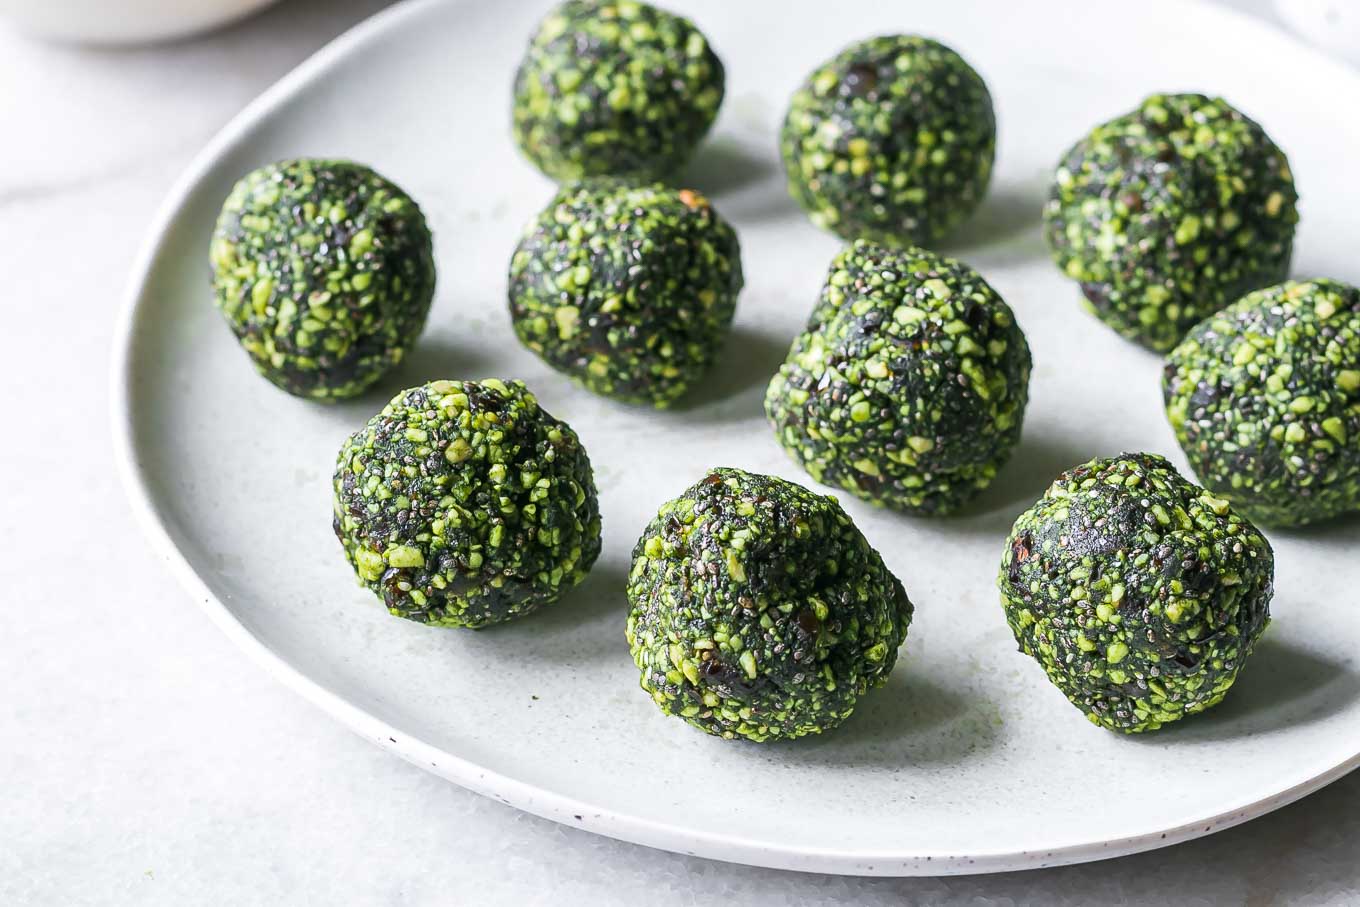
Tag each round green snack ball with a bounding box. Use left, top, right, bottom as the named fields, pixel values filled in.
left=765, top=240, right=1031, bottom=515
left=626, top=468, right=913, bottom=742
left=332, top=379, right=602, bottom=628
left=998, top=453, right=1274, bottom=734
left=779, top=35, right=995, bottom=247
left=1044, top=93, right=1297, bottom=353
left=512, top=0, right=724, bottom=182
left=210, top=159, right=436, bottom=401
left=508, top=181, right=742, bottom=407
left=1164, top=279, right=1360, bottom=527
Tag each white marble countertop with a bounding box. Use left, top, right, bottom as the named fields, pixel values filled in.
left=2, top=1, right=1356, bottom=904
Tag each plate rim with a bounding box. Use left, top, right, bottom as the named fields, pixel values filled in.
left=110, top=0, right=1360, bottom=877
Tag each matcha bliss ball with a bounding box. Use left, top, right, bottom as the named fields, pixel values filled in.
left=508, top=181, right=742, bottom=407
left=766, top=240, right=1031, bottom=515
left=332, top=379, right=602, bottom=628
left=627, top=468, right=913, bottom=742
left=1045, top=93, right=1297, bottom=353
left=210, top=159, right=436, bottom=401
left=998, top=453, right=1274, bottom=733
left=512, top=0, right=724, bottom=182
left=780, top=35, right=995, bottom=246
left=1165, top=279, right=1360, bottom=527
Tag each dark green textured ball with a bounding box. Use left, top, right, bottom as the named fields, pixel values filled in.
left=512, top=0, right=724, bottom=182
left=210, top=158, right=436, bottom=401
left=1164, top=279, right=1360, bottom=527
left=765, top=240, right=1031, bottom=515
left=1044, top=93, right=1297, bottom=353
left=508, top=181, right=742, bottom=407
left=998, top=453, right=1274, bottom=733
left=626, top=468, right=913, bottom=742
left=332, top=379, right=602, bottom=628
left=779, top=35, right=995, bottom=246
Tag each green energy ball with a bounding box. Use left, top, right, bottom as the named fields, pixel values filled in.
left=508, top=181, right=742, bottom=407
left=332, top=379, right=602, bottom=628
left=1044, top=93, right=1297, bottom=353
left=765, top=240, right=1031, bottom=515
left=512, top=0, right=724, bottom=182
left=626, top=468, right=913, bottom=742
left=779, top=35, right=995, bottom=246
left=998, top=453, right=1274, bottom=734
left=210, top=158, right=436, bottom=401
left=1164, top=279, right=1360, bottom=527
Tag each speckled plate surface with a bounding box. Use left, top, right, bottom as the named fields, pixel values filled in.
left=113, top=0, right=1360, bottom=876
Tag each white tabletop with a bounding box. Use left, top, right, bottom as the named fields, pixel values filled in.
left=2, top=1, right=1356, bottom=904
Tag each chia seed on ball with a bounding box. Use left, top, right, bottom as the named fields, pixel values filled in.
left=765, top=240, right=1031, bottom=515
left=332, top=379, right=602, bottom=628
left=512, top=0, right=724, bottom=182
left=1044, top=93, right=1298, bottom=353
left=210, top=158, right=436, bottom=401
left=508, top=181, right=742, bottom=408
left=626, top=468, right=913, bottom=742
left=1164, top=279, right=1360, bottom=527
left=998, top=453, right=1274, bottom=734
left=779, top=34, right=995, bottom=247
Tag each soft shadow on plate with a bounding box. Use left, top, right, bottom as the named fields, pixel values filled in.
left=930, top=431, right=1091, bottom=537
left=676, top=323, right=793, bottom=419
left=1268, top=510, right=1360, bottom=549
left=680, top=137, right=803, bottom=224
left=246, top=332, right=504, bottom=449
left=677, top=136, right=777, bottom=197
left=325, top=329, right=502, bottom=428
left=767, top=670, right=1002, bottom=769
left=383, top=330, right=502, bottom=389
left=1130, top=637, right=1360, bottom=743
left=469, top=559, right=631, bottom=664
left=938, top=177, right=1048, bottom=258
left=727, top=188, right=805, bottom=225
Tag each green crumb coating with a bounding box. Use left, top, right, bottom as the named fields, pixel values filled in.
left=779, top=35, right=995, bottom=247
left=332, top=379, right=602, bottom=628
left=626, top=468, right=913, bottom=742
left=508, top=181, right=743, bottom=407
left=1044, top=93, right=1297, bottom=353
left=998, top=453, right=1274, bottom=733
left=210, top=159, right=436, bottom=401
left=512, top=0, right=724, bottom=182
left=765, top=240, right=1031, bottom=515
left=1164, top=279, right=1360, bottom=527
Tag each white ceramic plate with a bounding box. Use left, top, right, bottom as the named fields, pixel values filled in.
left=113, top=0, right=1360, bottom=876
